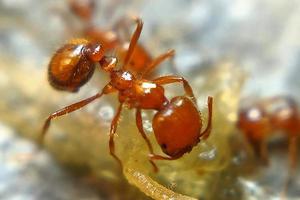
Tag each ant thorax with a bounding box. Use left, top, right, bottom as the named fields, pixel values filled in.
left=110, top=69, right=167, bottom=110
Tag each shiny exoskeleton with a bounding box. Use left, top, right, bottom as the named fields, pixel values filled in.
left=42, top=17, right=213, bottom=172
left=237, top=96, right=300, bottom=171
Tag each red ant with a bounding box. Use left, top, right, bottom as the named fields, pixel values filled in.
left=237, top=96, right=300, bottom=172
left=41, top=16, right=213, bottom=172
left=64, top=0, right=173, bottom=75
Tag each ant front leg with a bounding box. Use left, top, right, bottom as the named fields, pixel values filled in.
left=40, top=84, right=114, bottom=143
left=135, top=109, right=158, bottom=172
left=109, top=103, right=124, bottom=169
left=153, top=75, right=196, bottom=104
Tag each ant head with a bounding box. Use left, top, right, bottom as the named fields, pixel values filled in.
left=84, top=42, right=105, bottom=62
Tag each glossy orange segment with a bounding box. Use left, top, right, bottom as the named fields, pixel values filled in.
left=48, top=40, right=95, bottom=92
left=153, top=96, right=202, bottom=157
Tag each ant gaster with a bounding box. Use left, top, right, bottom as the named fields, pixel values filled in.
left=42, top=17, right=213, bottom=172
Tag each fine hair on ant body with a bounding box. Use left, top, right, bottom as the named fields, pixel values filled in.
left=237, top=96, right=300, bottom=173
left=41, top=16, right=213, bottom=172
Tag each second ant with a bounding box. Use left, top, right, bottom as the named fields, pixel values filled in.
left=61, top=0, right=176, bottom=76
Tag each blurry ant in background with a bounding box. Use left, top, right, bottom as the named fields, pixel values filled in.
left=237, top=96, right=300, bottom=174
left=58, top=0, right=176, bottom=76
left=41, top=14, right=213, bottom=172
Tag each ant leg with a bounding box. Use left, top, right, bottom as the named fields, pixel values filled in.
left=259, top=139, right=269, bottom=165
left=280, top=135, right=298, bottom=199
left=288, top=135, right=297, bottom=173
left=69, top=0, right=95, bottom=23
left=109, top=103, right=124, bottom=169
left=123, top=17, right=143, bottom=68
left=141, top=49, right=175, bottom=77
left=153, top=75, right=196, bottom=103
left=135, top=109, right=158, bottom=172
left=199, top=96, right=213, bottom=139
left=40, top=84, right=114, bottom=143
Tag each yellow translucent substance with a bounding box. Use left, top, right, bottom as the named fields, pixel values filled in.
left=0, top=54, right=245, bottom=199
left=119, top=61, right=246, bottom=199
left=125, top=168, right=196, bottom=200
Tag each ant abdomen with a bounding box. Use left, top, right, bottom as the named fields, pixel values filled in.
left=152, top=96, right=201, bottom=157
left=48, top=39, right=96, bottom=92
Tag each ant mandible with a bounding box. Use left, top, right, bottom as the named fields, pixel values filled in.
left=41, top=16, right=213, bottom=172
left=237, top=96, right=300, bottom=172
left=66, top=0, right=172, bottom=75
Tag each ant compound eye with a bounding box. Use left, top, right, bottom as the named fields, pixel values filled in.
left=85, top=43, right=105, bottom=62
